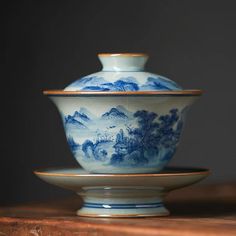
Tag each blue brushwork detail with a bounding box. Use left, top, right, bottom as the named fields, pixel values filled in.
left=112, top=80, right=139, bottom=91
left=65, top=76, right=182, bottom=91
left=81, top=86, right=110, bottom=91
left=64, top=105, right=185, bottom=167
left=84, top=202, right=163, bottom=209
left=140, top=77, right=182, bottom=91
left=67, top=76, right=107, bottom=88
left=102, top=107, right=128, bottom=119
left=73, top=111, right=90, bottom=121
left=82, top=78, right=139, bottom=91
left=82, top=139, right=113, bottom=162
left=110, top=109, right=182, bottom=166
left=65, top=110, right=90, bottom=124
left=67, top=136, right=80, bottom=154
left=65, top=115, right=87, bottom=129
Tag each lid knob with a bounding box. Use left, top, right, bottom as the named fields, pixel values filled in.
left=98, top=53, right=148, bottom=72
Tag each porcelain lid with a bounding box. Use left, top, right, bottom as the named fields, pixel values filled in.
left=64, top=53, right=183, bottom=92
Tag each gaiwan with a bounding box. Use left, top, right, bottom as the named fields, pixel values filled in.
left=44, top=53, right=202, bottom=173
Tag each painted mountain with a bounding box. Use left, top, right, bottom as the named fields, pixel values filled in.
left=64, top=106, right=133, bottom=143
left=100, top=78, right=139, bottom=91
left=76, top=76, right=139, bottom=91
left=64, top=76, right=109, bottom=91
left=115, top=105, right=133, bottom=117
left=65, top=114, right=88, bottom=129
left=140, top=77, right=182, bottom=91
left=64, top=75, right=182, bottom=91
left=79, top=107, right=97, bottom=120
left=102, top=107, right=128, bottom=120
left=73, top=111, right=90, bottom=122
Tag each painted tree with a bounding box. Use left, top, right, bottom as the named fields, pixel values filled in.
left=128, top=110, right=160, bottom=156
left=157, top=109, right=180, bottom=149
left=127, top=109, right=183, bottom=161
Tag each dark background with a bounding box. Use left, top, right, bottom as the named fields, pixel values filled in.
left=3, top=0, right=236, bottom=205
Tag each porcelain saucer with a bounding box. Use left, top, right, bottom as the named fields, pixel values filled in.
left=34, top=167, right=209, bottom=218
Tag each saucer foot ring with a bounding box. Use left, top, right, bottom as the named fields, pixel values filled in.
left=77, top=201, right=169, bottom=218
left=77, top=187, right=169, bottom=218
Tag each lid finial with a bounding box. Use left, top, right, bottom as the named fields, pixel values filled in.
left=98, top=53, right=149, bottom=72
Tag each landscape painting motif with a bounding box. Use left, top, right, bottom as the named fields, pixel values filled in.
left=64, top=105, right=184, bottom=167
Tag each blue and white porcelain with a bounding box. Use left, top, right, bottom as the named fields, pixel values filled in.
left=35, top=167, right=209, bottom=217
left=64, top=53, right=182, bottom=92
left=44, top=53, right=202, bottom=173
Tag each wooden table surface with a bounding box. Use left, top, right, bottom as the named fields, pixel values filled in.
left=0, top=183, right=236, bottom=236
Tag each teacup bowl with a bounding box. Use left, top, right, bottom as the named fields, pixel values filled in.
left=45, top=91, right=200, bottom=173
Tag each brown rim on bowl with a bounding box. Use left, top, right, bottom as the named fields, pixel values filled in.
left=43, top=90, right=203, bottom=96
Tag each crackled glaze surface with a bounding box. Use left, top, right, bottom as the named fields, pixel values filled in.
left=45, top=54, right=201, bottom=173
left=65, top=107, right=183, bottom=171
left=64, top=54, right=182, bottom=92
left=51, top=95, right=197, bottom=173
left=34, top=167, right=209, bottom=217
